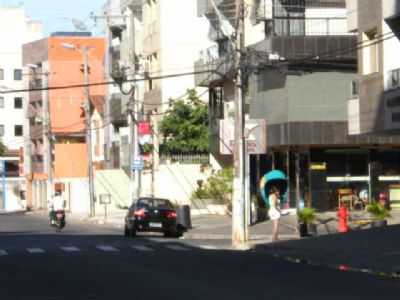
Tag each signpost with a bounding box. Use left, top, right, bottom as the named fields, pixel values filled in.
left=99, top=194, right=112, bottom=221
left=219, top=119, right=267, bottom=226
left=132, top=158, right=144, bottom=171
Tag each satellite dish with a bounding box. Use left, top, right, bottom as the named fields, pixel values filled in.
left=71, top=19, right=88, bottom=31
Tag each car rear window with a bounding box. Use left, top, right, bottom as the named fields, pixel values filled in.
left=136, top=198, right=172, bottom=209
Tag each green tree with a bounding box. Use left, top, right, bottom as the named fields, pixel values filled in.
left=160, top=89, right=209, bottom=154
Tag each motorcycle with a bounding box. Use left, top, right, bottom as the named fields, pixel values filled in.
left=52, top=210, right=66, bottom=232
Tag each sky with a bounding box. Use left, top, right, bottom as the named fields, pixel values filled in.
left=0, top=0, right=107, bottom=36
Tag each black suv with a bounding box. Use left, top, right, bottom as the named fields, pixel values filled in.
left=124, top=197, right=183, bottom=238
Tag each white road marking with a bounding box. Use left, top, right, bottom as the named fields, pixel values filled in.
left=61, top=246, right=80, bottom=252
left=0, top=249, right=8, bottom=256
left=27, top=248, right=45, bottom=254
left=165, top=245, right=190, bottom=251
left=131, top=245, right=154, bottom=252
left=199, top=245, right=219, bottom=250
left=96, top=245, right=119, bottom=252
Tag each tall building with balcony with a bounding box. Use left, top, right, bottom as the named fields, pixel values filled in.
left=345, top=0, right=400, bottom=209
left=197, top=0, right=400, bottom=211
left=105, top=0, right=212, bottom=170
left=346, top=0, right=400, bottom=134
left=23, top=33, right=106, bottom=212
left=0, top=6, right=42, bottom=211
left=103, top=0, right=144, bottom=171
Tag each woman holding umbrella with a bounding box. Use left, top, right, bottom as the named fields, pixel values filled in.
left=260, top=170, right=287, bottom=242
left=268, top=185, right=282, bottom=241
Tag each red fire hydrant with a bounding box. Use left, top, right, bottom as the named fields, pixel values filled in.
left=337, top=206, right=349, bottom=233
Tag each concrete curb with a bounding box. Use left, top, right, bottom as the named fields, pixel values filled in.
left=261, top=251, right=400, bottom=280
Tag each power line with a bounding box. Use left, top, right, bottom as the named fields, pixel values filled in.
left=0, top=70, right=216, bottom=95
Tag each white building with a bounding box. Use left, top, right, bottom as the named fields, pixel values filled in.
left=0, top=6, right=43, bottom=211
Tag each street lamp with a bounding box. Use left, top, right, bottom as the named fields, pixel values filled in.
left=62, top=43, right=96, bottom=217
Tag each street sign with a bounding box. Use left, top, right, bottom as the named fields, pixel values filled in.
left=132, top=158, right=144, bottom=171
left=99, top=194, right=112, bottom=205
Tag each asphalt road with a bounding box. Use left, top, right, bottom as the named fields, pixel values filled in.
left=0, top=213, right=398, bottom=300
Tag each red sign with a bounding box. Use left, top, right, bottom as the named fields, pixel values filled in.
left=138, top=122, right=151, bottom=135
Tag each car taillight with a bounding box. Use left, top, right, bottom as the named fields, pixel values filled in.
left=133, top=209, right=146, bottom=218
left=166, top=211, right=177, bottom=219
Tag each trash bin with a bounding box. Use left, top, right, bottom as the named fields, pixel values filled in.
left=177, top=205, right=192, bottom=229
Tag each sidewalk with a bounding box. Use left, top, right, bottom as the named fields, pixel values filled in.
left=258, top=222, right=400, bottom=277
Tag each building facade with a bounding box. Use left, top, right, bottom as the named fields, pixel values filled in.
left=197, top=0, right=400, bottom=211
left=346, top=0, right=400, bottom=134
left=23, top=33, right=106, bottom=213
left=0, top=6, right=42, bottom=211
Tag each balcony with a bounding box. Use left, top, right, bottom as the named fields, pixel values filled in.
left=253, top=35, right=357, bottom=64
left=30, top=124, right=43, bottom=139
left=194, top=54, right=233, bottom=87
left=109, top=94, right=128, bottom=127
left=31, top=161, right=44, bottom=174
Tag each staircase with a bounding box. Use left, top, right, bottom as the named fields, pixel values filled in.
left=95, top=169, right=131, bottom=209
left=203, top=0, right=238, bottom=28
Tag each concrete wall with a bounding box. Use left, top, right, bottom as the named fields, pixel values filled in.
left=140, top=163, right=210, bottom=206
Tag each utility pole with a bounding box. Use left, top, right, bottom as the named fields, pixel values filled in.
left=43, top=72, right=53, bottom=206
left=83, top=46, right=96, bottom=217
left=232, top=0, right=248, bottom=249
left=128, top=84, right=141, bottom=201
left=151, top=112, right=159, bottom=197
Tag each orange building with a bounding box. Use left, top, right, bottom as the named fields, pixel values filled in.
left=23, top=33, right=106, bottom=210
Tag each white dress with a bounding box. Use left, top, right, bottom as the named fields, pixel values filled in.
left=268, top=194, right=281, bottom=220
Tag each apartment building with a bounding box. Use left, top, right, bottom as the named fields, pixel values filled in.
left=346, top=0, right=400, bottom=134
left=345, top=0, right=400, bottom=209
left=197, top=0, right=400, bottom=211
left=23, top=33, right=106, bottom=213
left=105, top=0, right=212, bottom=167
left=0, top=6, right=42, bottom=211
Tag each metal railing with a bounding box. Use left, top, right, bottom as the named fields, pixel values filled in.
left=160, top=153, right=210, bottom=165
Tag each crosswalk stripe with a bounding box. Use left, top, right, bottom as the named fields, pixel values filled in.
left=61, top=246, right=80, bottom=252
left=27, top=248, right=45, bottom=254
left=0, top=249, right=8, bottom=256
left=96, top=245, right=119, bottom=252
left=165, top=245, right=190, bottom=251
left=199, top=245, right=219, bottom=250
left=131, top=245, right=154, bottom=252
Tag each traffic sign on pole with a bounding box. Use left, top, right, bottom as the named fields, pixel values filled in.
left=132, top=158, right=144, bottom=171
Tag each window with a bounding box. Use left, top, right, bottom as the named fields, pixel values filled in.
left=14, top=97, right=23, bottom=109
left=362, top=29, right=379, bottom=75
left=14, top=125, right=23, bottom=137
left=14, top=69, right=22, bottom=81
left=0, top=68, right=3, bottom=80
left=0, top=97, right=4, bottom=108
left=0, top=125, right=4, bottom=137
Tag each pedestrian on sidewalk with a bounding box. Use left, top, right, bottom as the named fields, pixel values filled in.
left=268, top=185, right=281, bottom=241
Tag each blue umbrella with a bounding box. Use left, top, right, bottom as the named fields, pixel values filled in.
left=260, top=170, right=288, bottom=206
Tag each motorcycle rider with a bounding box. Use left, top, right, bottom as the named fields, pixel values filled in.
left=49, top=191, right=65, bottom=225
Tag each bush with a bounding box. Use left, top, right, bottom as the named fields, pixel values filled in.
left=191, top=167, right=233, bottom=207
left=297, top=207, right=316, bottom=224
left=367, top=202, right=391, bottom=220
